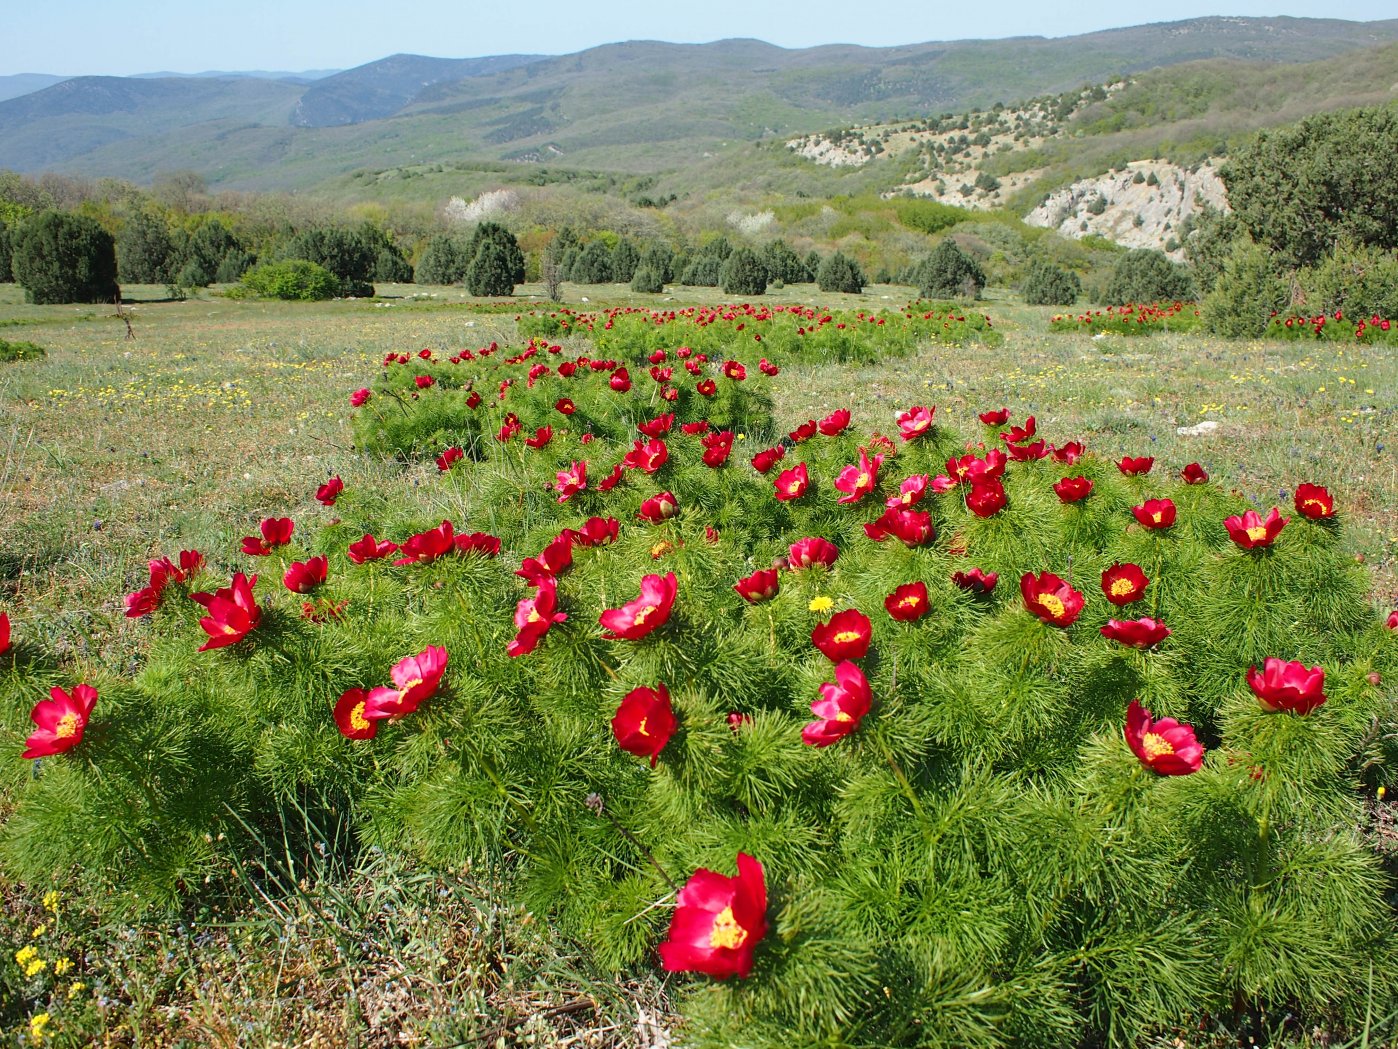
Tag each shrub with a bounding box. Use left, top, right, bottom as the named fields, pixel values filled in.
left=117, top=210, right=178, bottom=284
left=281, top=226, right=379, bottom=297
left=1299, top=241, right=1398, bottom=321
left=911, top=240, right=984, bottom=299
left=638, top=242, right=675, bottom=283
left=681, top=255, right=723, bottom=287
left=1103, top=249, right=1194, bottom=305
left=214, top=249, right=255, bottom=285
left=0, top=218, right=11, bottom=281
left=570, top=240, right=614, bottom=285
left=176, top=219, right=244, bottom=288
left=720, top=247, right=768, bottom=296
left=762, top=239, right=810, bottom=284
left=11, top=210, right=121, bottom=304
left=630, top=263, right=664, bottom=294
left=974, top=171, right=1001, bottom=193
left=817, top=251, right=866, bottom=294
left=1201, top=242, right=1291, bottom=338
left=414, top=234, right=473, bottom=285
left=0, top=337, right=45, bottom=361
left=232, top=259, right=340, bottom=301
left=1021, top=260, right=1081, bottom=305
left=466, top=234, right=523, bottom=297
left=612, top=239, right=640, bottom=283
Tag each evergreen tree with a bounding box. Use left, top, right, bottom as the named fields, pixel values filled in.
left=805, top=249, right=824, bottom=278
left=0, top=219, right=12, bottom=282
left=176, top=219, right=244, bottom=287
left=817, top=251, right=867, bottom=294
left=415, top=233, right=473, bottom=285
left=116, top=209, right=177, bottom=284
left=763, top=239, right=810, bottom=284
left=639, top=242, right=675, bottom=283
left=680, top=255, right=723, bottom=287
left=465, top=233, right=522, bottom=297
left=1021, top=259, right=1081, bottom=305
left=720, top=247, right=768, bottom=295
left=281, top=225, right=377, bottom=297
left=699, top=235, right=733, bottom=261
left=571, top=240, right=614, bottom=284
left=1201, top=241, right=1289, bottom=338
left=464, top=222, right=525, bottom=287
left=1104, top=249, right=1195, bottom=305
left=11, top=210, right=121, bottom=304
left=611, top=239, right=640, bottom=283
left=630, top=263, right=664, bottom=294
left=912, top=240, right=984, bottom=298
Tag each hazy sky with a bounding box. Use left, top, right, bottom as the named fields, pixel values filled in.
left=4, top=1, right=1395, bottom=76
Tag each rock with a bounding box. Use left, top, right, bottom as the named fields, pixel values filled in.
left=1176, top=420, right=1220, bottom=437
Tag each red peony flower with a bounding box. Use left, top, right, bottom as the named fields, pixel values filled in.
left=316, top=476, right=344, bottom=506
left=896, top=405, right=934, bottom=441
left=759, top=358, right=779, bottom=376
left=610, top=368, right=631, bottom=392
left=1224, top=507, right=1288, bottom=549
left=637, top=491, right=679, bottom=524
left=333, top=688, right=378, bottom=740
left=1124, top=699, right=1202, bottom=775
left=789, top=420, right=817, bottom=443
left=658, top=852, right=767, bottom=979
left=350, top=388, right=371, bottom=407
left=811, top=609, right=872, bottom=661
left=638, top=413, right=675, bottom=438
left=611, top=683, right=677, bottom=767
left=696, top=379, right=717, bottom=397
left=507, top=577, right=567, bottom=658
left=887, top=474, right=928, bottom=509
left=952, top=567, right=998, bottom=595
left=22, top=683, right=98, bottom=759
left=751, top=446, right=785, bottom=474
left=733, top=568, right=780, bottom=604
left=1053, top=476, right=1094, bottom=503
left=466, top=391, right=483, bottom=410
left=885, top=582, right=929, bottom=621
left=453, top=530, right=501, bottom=557
left=414, top=375, right=435, bottom=389
left=788, top=537, right=839, bottom=570
left=600, top=573, right=677, bottom=640
left=1132, top=499, right=1177, bottom=530
left=1052, top=441, right=1085, bottom=464
left=394, top=521, right=456, bottom=565
left=283, top=555, right=328, bottom=594
left=1020, top=571, right=1084, bottom=627
left=190, top=572, right=261, bottom=650
left=701, top=430, right=735, bottom=468
left=348, top=534, right=398, bottom=564
left=1100, top=617, right=1171, bottom=648
left=0, top=611, right=9, bottom=654
left=574, top=516, right=620, bottom=547
left=681, top=420, right=711, bottom=436
left=1181, top=462, right=1209, bottom=485
left=1293, top=482, right=1335, bottom=520
left=1247, top=658, right=1326, bottom=715
left=363, top=645, right=448, bottom=720
left=773, top=463, right=809, bottom=501
left=516, top=535, right=574, bottom=584
left=1385, top=609, right=1398, bottom=630
left=555, top=461, right=588, bottom=503
left=1001, top=416, right=1036, bottom=444
left=623, top=438, right=669, bottom=474
left=525, top=426, right=553, bottom=450
left=864, top=506, right=933, bottom=546
left=597, top=462, right=626, bottom=492
left=1117, top=455, right=1155, bottom=476
left=947, top=450, right=1006, bottom=485
left=723, top=360, right=747, bottom=381
left=802, top=661, right=873, bottom=746
left=1101, top=563, right=1148, bottom=605
left=436, top=446, right=464, bottom=472
left=966, top=478, right=1006, bottom=517
left=834, top=447, right=883, bottom=505
left=555, top=397, right=576, bottom=415
left=979, top=407, right=1010, bottom=426
left=240, top=517, right=293, bottom=557
left=1005, top=440, right=1049, bottom=462
left=817, top=408, right=851, bottom=436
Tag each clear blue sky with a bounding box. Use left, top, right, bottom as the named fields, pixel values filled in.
left=5, top=1, right=1395, bottom=76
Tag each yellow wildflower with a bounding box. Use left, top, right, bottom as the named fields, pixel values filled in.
left=67, top=981, right=85, bottom=999
left=41, top=891, right=60, bottom=914
left=54, top=958, right=72, bottom=976
left=25, top=957, right=46, bottom=977
left=808, top=595, right=834, bottom=613
left=29, top=1012, right=50, bottom=1042
left=31, top=924, right=45, bottom=938
left=15, top=945, right=36, bottom=968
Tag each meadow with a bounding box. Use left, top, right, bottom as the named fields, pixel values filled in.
left=1, top=279, right=1396, bottom=1046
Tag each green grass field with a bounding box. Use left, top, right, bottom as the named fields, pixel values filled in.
left=1, top=279, right=1395, bottom=1045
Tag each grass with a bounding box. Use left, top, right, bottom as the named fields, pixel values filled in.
left=1, top=278, right=1395, bottom=1045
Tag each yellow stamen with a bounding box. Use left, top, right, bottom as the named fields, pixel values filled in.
left=1109, top=578, right=1136, bottom=598
left=1246, top=526, right=1268, bottom=541
left=709, top=907, right=749, bottom=950
left=1141, top=732, right=1174, bottom=759
left=1038, top=594, right=1066, bottom=619
left=636, top=717, right=650, bottom=737
left=633, top=605, right=658, bottom=625
left=832, top=630, right=862, bottom=644
left=54, top=713, right=80, bottom=739
left=349, top=703, right=370, bottom=733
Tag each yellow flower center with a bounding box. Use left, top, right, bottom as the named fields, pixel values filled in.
left=1151, top=512, right=1165, bottom=524
left=900, top=597, right=920, bottom=609
left=636, top=717, right=650, bottom=737
left=1141, top=732, right=1174, bottom=759
left=1109, top=578, right=1135, bottom=597
left=55, top=713, right=80, bottom=739
left=832, top=630, right=862, bottom=644
left=526, top=608, right=543, bottom=624
left=401, top=677, right=423, bottom=694
left=349, top=703, right=370, bottom=733
left=709, top=906, right=749, bottom=950
left=855, top=472, right=870, bottom=488
left=1301, top=498, right=1326, bottom=512
left=1038, top=594, right=1066, bottom=619
left=633, top=605, right=658, bottom=625
left=834, top=711, right=854, bottom=723
left=1246, top=526, right=1268, bottom=541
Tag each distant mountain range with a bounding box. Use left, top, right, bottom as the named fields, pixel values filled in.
left=1, top=16, right=1396, bottom=193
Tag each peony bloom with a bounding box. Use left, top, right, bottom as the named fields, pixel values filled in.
left=1247, top=658, right=1326, bottom=715
left=350, top=388, right=371, bottom=407
left=1101, top=563, right=1148, bottom=605
left=811, top=609, right=872, bottom=662
left=979, top=407, right=1010, bottom=426
left=952, top=567, right=998, bottom=595
left=524, top=426, right=554, bottom=450
left=887, top=474, right=929, bottom=509
left=751, top=446, right=785, bottom=474
left=1020, top=571, right=1084, bottom=627
left=0, top=611, right=9, bottom=654
left=701, top=430, right=735, bottom=468
left=555, top=397, right=576, bottom=415
left=802, top=661, right=873, bottom=746
left=1124, top=699, right=1203, bottom=776
left=759, top=357, right=779, bottom=376
left=947, top=450, right=1006, bottom=485
left=1054, top=476, right=1093, bottom=503
left=658, top=852, right=768, bottom=979
left=1101, top=617, right=1172, bottom=648
left=789, top=420, right=817, bottom=443
left=637, top=491, right=679, bottom=524
left=507, top=577, right=567, bottom=658
left=966, top=478, right=1006, bottom=517
left=348, top=534, right=397, bottom=564
left=394, top=521, right=457, bottom=565
left=834, top=448, right=883, bottom=505
left=623, top=438, right=669, bottom=474
left=864, top=506, right=933, bottom=546
left=733, top=568, right=780, bottom=604
left=22, top=683, right=98, bottom=759
left=240, top=517, right=293, bottom=557
left=1387, top=609, right=1398, bottom=630
left=897, top=405, right=934, bottom=441
left=610, top=368, right=632, bottom=392
left=455, top=532, right=502, bottom=557
left=817, top=409, right=852, bottom=436
left=572, top=516, right=620, bottom=547
left=333, top=688, right=378, bottom=741
left=600, top=573, right=677, bottom=641
left=611, top=683, right=677, bottom=767
left=1224, top=507, right=1289, bottom=549
left=788, top=537, right=839, bottom=570
left=1181, top=462, right=1209, bottom=485
left=696, top=378, right=717, bottom=397
left=283, top=555, right=328, bottom=594
left=597, top=463, right=626, bottom=492
left=414, top=375, right=435, bottom=389
left=722, top=360, right=747, bottom=381
left=316, top=476, right=344, bottom=506
left=1001, top=415, right=1036, bottom=445
left=516, top=536, right=574, bottom=584
left=435, top=446, right=464, bottom=472
left=190, top=572, right=261, bottom=650
left=885, top=582, right=930, bottom=622
left=638, top=413, right=675, bottom=438
left=1052, top=441, right=1085, bottom=465
left=363, top=646, right=448, bottom=720
left=555, top=461, right=588, bottom=503
left=681, top=420, right=711, bottom=436
left=773, top=463, right=809, bottom=501
left=1293, top=482, right=1335, bottom=520
left=1117, top=456, right=1154, bottom=476
left=1006, top=439, right=1049, bottom=462
left=1132, top=499, right=1177, bottom=530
